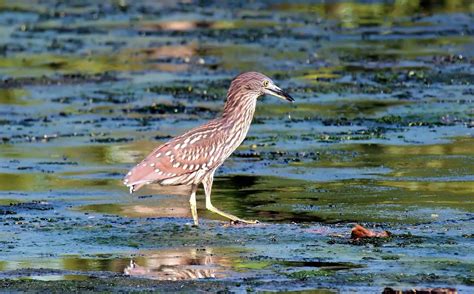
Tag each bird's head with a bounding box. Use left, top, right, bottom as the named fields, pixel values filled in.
left=228, top=72, right=294, bottom=103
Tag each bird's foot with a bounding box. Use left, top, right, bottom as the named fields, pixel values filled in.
left=185, top=220, right=199, bottom=227
left=230, top=219, right=260, bottom=225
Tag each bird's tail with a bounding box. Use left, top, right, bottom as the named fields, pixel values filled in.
left=123, top=162, right=156, bottom=193
left=126, top=182, right=147, bottom=194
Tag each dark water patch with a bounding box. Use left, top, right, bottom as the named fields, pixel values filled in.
left=125, top=103, right=185, bottom=115
left=16, top=166, right=33, bottom=170
left=0, top=201, right=52, bottom=215
left=90, top=137, right=133, bottom=144
left=38, top=161, right=78, bottom=166
left=234, top=150, right=321, bottom=161
left=278, top=260, right=362, bottom=271
left=25, top=25, right=108, bottom=35
left=0, top=73, right=118, bottom=88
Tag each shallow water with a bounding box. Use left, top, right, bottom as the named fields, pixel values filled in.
left=0, top=0, right=473, bottom=292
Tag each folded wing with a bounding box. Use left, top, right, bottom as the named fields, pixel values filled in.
left=124, top=121, right=225, bottom=193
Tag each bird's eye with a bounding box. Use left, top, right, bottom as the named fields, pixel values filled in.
left=263, top=80, right=269, bottom=87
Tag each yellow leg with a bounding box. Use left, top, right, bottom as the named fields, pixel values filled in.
left=202, top=172, right=258, bottom=224
left=189, top=184, right=199, bottom=226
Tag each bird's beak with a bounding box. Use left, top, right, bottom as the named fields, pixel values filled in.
left=264, top=84, right=294, bottom=103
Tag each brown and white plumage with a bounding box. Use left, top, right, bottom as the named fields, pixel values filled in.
left=123, top=72, right=294, bottom=225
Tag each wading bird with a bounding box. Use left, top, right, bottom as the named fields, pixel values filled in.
left=124, top=72, right=294, bottom=225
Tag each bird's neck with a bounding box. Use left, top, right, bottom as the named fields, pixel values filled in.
left=220, top=92, right=258, bottom=155
left=222, top=92, right=258, bottom=129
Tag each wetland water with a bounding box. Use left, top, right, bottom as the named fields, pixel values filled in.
left=0, top=0, right=473, bottom=292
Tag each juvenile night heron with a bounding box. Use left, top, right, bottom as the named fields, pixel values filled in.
left=123, top=72, right=294, bottom=225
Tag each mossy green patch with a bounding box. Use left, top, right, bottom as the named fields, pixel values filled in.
left=233, top=260, right=271, bottom=271
left=287, top=269, right=335, bottom=280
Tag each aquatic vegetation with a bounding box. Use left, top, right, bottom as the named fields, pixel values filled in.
left=0, top=0, right=472, bottom=292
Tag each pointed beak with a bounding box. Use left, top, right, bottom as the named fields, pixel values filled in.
left=264, top=84, right=295, bottom=103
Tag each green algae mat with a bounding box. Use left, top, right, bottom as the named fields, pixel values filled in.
left=0, top=0, right=473, bottom=292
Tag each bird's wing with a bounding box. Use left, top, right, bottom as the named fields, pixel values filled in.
left=124, top=121, right=226, bottom=191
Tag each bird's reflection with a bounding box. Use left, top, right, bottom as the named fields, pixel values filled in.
left=124, top=248, right=230, bottom=280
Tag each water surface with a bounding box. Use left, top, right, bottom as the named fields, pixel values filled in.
left=0, top=0, right=473, bottom=292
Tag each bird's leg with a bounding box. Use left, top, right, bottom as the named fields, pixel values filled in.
left=203, top=173, right=258, bottom=224
left=189, top=184, right=199, bottom=226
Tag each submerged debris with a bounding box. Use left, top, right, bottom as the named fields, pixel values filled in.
left=383, top=287, right=457, bottom=294
left=351, top=224, right=391, bottom=240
